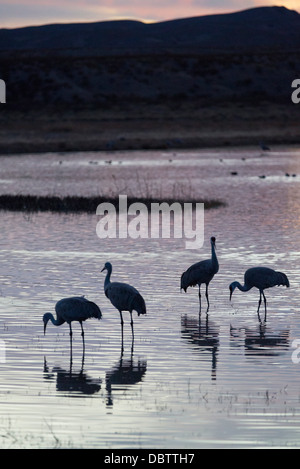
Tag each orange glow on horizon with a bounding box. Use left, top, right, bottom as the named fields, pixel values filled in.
left=2, top=1, right=300, bottom=29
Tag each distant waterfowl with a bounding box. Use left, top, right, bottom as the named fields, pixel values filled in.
left=229, top=267, right=289, bottom=321
left=260, top=142, right=270, bottom=151
left=101, top=262, right=146, bottom=346
left=43, top=296, right=102, bottom=352
left=180, top=236, right=219, bottom=314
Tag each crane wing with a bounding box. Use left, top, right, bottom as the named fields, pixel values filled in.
left=245, top=267, right=289, bottom=290
left=105, top=282, right=146, bottom=314
left=181, top=259, right=215, bottom=291
left=56, top=296, right=101, bottom=322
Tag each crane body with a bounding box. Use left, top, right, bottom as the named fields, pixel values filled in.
left=229, top=266, right=289, bottom=321
left=101, top=262, right=146, bottom=346
left=43, top=296, right=102, bottom=352
left=181, top=236, right=219, bottom=314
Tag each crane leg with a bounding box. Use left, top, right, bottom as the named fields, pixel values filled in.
left=205, top=284, right=210, bottom=313
left=69, top=323, right=73, bottom=364
left=263, top=292, right=267, bottom=322
left=257, top=291, right=262, bottom=313
left=119, top=310, right=124, bottom=327
left=198, top=285, right=202, bottom=314
left=130, top=311, right=135, bottom=341
left=257, top=291, right=263, bottom=322
left=80, top=321, right=86, bottom=353
left=119, top=311, right=124, bottom=352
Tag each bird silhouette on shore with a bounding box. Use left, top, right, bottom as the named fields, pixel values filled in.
left=101, top=262, right=146, bottom=348
left=180, top=236, right=219, bottom=314
left=43, top=296, right=102, bottom=356
left=229, top=267, right=289, bottom=321
left=259, top=142, right=270, bottom=151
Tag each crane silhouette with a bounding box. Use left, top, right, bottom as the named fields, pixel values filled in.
left=229, top=266, right=289, bottom=321
left=101, top=262, right=146, bottom=347
left=43, top=296, right=102, bottom=355
left=180, top=236, right=219, bottom=314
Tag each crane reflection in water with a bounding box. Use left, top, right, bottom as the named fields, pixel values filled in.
left=105, top=342, right=147, bottom=407
left=43, top=341, right=147, bottom=402
left=181, top=314, right=220, bottom=380
left=229, top=322, right=290, bottom=358
left=43, top=356, right=102, bottom=396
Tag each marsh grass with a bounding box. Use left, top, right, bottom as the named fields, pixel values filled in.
left=0, top=194, right=225, bottom=213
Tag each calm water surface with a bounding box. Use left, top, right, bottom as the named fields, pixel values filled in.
left=0, top=147, right=300, bottom=448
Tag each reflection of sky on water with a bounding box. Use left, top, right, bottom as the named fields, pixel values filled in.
left=0, top=147, right=300, bottom=447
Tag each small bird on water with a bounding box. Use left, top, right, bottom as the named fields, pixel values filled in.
left=43, top=296, right=102, bottom=353
left=180, top=236, right=219, bottom=314
left=229, top=266, right=289, bottom=321
left=101, top=262, right=146, bottom=347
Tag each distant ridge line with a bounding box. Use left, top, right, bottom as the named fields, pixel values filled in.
left=1, top=6, right=300, bottom=52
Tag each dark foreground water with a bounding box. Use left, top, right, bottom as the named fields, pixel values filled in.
left=0, top=147, right=300, bottom=448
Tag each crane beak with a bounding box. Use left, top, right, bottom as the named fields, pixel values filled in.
left=101, top=266, right=106, bottom=272
left=43, top=322, right=47, bottom=335
left=229, top=286, right=233, bottom=301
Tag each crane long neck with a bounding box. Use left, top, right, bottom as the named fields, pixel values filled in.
left=43, top=312, right=64, bottom=335
left=234, top=281, right=252, bottom=292
left=48, top=313, right=64, bottom=326
left=104, top=265, right=112, bottom=289
left=211, top=241, right=218, bottom=271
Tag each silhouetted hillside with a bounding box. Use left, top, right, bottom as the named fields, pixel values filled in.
left=0, top=6, right=299, bottom=152
left=1, top=6, right=300, bottom=53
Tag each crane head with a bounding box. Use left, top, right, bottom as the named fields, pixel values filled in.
left=211, top=236, right=216, bottom=246
left=101, top=261, right=112, bottom=272
left=229, top=282, right=238, bottom=301
left=43, top=313, right=51, bottom=335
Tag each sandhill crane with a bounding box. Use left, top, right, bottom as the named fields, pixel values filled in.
left=229, top=266, right=289, bottom=321
left=43, top=296, right=102, bottom=354
left=180, top=236, right=219, bottom=314
left=101, top=262, right=146, bottom=347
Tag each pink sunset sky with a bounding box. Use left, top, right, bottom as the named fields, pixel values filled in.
left=1, top=0, right=300, bottom=28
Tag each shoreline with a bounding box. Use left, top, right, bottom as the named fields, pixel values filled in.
left=1, top=103, right=299, bottom=155
left=1, top=134, right=299, bottom=156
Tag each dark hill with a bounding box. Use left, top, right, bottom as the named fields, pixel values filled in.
left=1, top=6, right=300, bottom=52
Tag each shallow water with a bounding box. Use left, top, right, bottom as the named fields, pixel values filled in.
left=0, top=147, right=300, bottom=448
